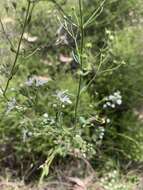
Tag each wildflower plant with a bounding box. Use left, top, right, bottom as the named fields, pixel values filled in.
left=0, top=0, right=107, bottom=180
left=0, top=0, right=143, bottom=183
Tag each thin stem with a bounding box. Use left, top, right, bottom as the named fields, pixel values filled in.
left=0, top=18, right=14, bottom=50
left=3, top=1, right=31, bottom=96
left=80, top=56, right=123, bottom=95
left=74, top=0, right=84, bottom=128
left=51, top=0, right=76, bottom=26
left=83, top=0, right=106, bottom=28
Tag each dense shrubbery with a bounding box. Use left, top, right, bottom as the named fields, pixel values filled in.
left=0, top=0, right=143, bottom=182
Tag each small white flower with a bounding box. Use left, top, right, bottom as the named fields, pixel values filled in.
left=6, top=98, right=16, bottom=114
left=25, top=76, right=50, bottom=87
left=106, top=118, right=111, bottom=123
left=28, top=131, right=33, bottom=137
left=100, top=127, right=105, bottom=132
left=53, top=104, right=57, bottom=108
left=113, top=170, right=117, bottom=175
left=62, top=104, right=65, bottom=108
left=116, top=99, right=122, bottom=105
left=43, top=113, right=48, bottom=118
left=35, top=77, right=49, bottom=86
left=108, top=95, right=114, bottom=100
left=56, top=90, right=72, bottom=104
left=107, top=102, right=111, bottom=106
left=111, top=104, right=115, bottom=108
left=75, top=134, right=81, bottom=138
left=108, top=182, right=113, bottom=187
left=100, top=178, right=105, bottom=183
left=10, top=88, right=15, bottom=91
left=25, top=77, right=34, bottom=86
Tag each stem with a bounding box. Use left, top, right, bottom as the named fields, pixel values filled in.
left=74, top=0, right=84, bottom=128
left=3, top=1, right=31, bottom=96
left=0, top=18, right=14, bottom=49
left=51, top=0, right=75, bottom=25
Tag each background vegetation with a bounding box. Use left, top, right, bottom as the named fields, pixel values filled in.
left=0, top=0, right=143, bottom=189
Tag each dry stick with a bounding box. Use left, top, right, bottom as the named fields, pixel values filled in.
left=3, top=1, right=31, bottom=96
left=74, top=0, right=84, bottom=128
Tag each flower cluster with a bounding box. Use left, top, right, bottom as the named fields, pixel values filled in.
left=72, top=134, right=96, bottom=158
left=98, top=127, right=105, bottom=140
left=100, top=170, right=127, bottom=190
left=103, top=91, right=122, bottom=109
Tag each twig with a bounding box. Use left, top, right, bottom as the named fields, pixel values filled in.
left=51, top=0, right=76, bottom=26
left=83, top=0, right=106, bottom=28
left=0, top=18, right=14, bottom=50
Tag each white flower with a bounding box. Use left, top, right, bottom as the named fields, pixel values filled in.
left=106, top=118, right=111, bottom=123
left=113, top=170, right=117, bottom=175
left=98, top=127, right=105, bottom=140
left=56, top=90, right=72, bottom=104
left=35, top=77, right=49, bottom=86
left=10, top=88, right=15, bottom=91
left=108, top=95, right=114, bottom=101
left=116, top=99, right=122, bottom=105
left=100, top=127, right=105, bottom=132
left=107, top=102, right=111, bottom=106
left=25, top=76, right=50, bottom=87
left=111, top=104, right=115, bottom=108
left=53, top=104, right=57, bottom=108
left=25, top=77, right=34, bottom=86
left=43, top=113, right=48, bottom=118
left=6, top=98, right=16, bottom=114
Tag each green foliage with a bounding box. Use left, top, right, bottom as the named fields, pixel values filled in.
left=86, top=26, right=143, bottom=161
left=0, top=0, right=143, bottom=182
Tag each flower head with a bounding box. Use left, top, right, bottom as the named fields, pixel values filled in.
left=56, top=90, right=72, bottom=105
left=6, top=98, right=16, bottom=114
left=103, top=91, right=122, bottom=109
left=25, top=76, right=50, bottom=87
